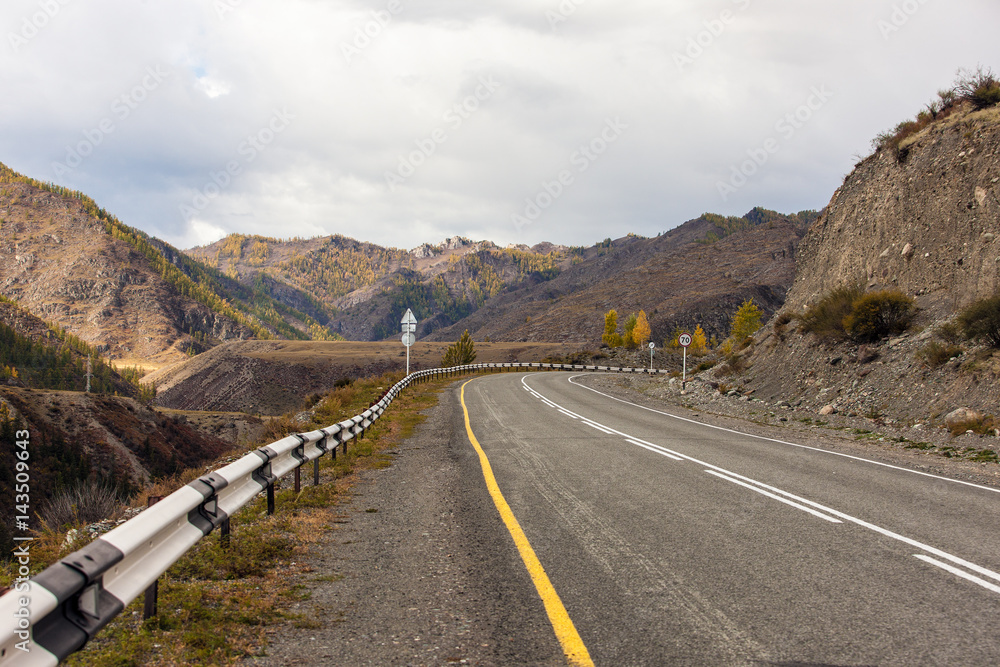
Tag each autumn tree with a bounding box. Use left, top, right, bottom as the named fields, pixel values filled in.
left=602, top=310, right=623, bottom=348
left=632, top=310, right=651, bottom=347
left=441, top=330, right=476, bottom=367
left=689, top=324, right=708, bottom=356
left=622, top=313, right=639, bottom=348
left=730, top=298, right=763, bottom=345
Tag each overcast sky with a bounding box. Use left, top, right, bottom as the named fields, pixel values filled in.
left=2, top=0, right=998, bottom=251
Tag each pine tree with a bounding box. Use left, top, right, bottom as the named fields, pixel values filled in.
left=442, top=330, right=476, bottom=367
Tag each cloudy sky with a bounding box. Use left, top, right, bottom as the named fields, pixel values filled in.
left=2, top=0, right=998, bottom=251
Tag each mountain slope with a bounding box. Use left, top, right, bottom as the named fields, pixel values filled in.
left=428, top=209, right=817, bottom=346
left=188, top=233, right=569, bottom=341
left=0, top=163, right=337, bottom=361
left=0, top=294, right=143, bottom=396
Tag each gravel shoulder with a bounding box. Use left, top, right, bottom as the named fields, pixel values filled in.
left=244, top=383, right=564, bottom=667
left=575, top=372, right=1000, bottom=491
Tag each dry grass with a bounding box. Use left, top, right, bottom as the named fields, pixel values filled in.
left=4, top=371, right=455, bottom=666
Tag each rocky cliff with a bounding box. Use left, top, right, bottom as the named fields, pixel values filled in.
left=787, top=105, right=1000, bottom=317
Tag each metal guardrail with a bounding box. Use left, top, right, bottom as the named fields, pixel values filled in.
left=0, top=361, right=667, bottom=665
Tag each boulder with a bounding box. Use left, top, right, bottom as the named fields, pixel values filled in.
left=945, top=407, right=983, bottom=428
left=819, top=405, right=837, bottom=416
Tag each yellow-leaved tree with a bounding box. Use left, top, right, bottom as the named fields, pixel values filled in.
left=730, top=298, right=763, bottom=345
left=689, top=324, right=708, bottom=355
left=602, top=310, right=623, bottom=348
left=632, top=310, right=651, bottom=347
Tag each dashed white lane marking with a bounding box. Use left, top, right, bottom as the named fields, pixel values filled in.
left=517, top=374, right=1000, bottom=596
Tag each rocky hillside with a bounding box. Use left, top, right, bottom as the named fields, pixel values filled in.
left=709, top=97, right=1000, bottom=433
left=429, top=209, right=817, bottom=346
left=787, top=105, right=1000, bottom=317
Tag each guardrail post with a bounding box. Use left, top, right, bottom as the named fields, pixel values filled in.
left=267, top=482, right=275, bottom=515
left=294, top=465, right=301, bottom=494
left=313, top=458, right=321, bottom=486
left=143, top=495, right=163, bottom=620
left=221, top=517, right=231, bottom=549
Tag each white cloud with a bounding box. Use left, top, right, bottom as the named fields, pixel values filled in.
left=1, top=0, right=998, bottom=250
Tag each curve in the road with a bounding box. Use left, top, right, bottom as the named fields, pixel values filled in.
left=525, top=374, right=1000, bottom=597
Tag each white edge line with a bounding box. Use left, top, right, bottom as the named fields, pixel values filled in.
left=558, top=409, right=578, bottom=420
left=706, top=470, right=842, bottom=524
left=565, top=375, right=1000, bottom=496
left=914, top=554, right=1000, bottom=595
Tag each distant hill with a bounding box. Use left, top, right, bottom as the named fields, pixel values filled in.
left=427, top=208, right=818, bottom=346
left=188, top=233, right=571, bottom=340
left=0, top=163, right=338, bottom=362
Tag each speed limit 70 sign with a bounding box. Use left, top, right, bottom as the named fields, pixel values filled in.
left=678, top=333, right=693, bottom=348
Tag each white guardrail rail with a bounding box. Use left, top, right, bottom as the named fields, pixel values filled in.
left=0, top=362, right=668, bottom=665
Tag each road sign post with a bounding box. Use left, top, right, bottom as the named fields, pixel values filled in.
left=401, top=308, right=417, bottom=375
left=649, top=341, right=655, bottom=371
left=678, top=333, right=693, bottom=389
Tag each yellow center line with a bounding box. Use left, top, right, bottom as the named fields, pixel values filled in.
left=460, top=379, right=594, bottom=667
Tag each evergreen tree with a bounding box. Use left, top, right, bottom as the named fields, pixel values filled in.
left=442, top=330, right=476, bottom=367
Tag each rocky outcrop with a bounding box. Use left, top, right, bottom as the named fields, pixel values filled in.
left=786, top=105, right=1000, bottom=318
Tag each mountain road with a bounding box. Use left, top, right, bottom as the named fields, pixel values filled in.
left=457, top=371, right=1000, bottom=665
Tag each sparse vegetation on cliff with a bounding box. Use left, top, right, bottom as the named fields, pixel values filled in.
left=872, top=65, right=1000, bottom=162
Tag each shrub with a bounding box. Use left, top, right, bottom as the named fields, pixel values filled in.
left=948, top=414, right=996, bottom=437
left=441, top=330, right=477, bottom=367
left=773, top=311, right=794, bottom=340
left=955, top=65, right=1000, bottom=110
left=843, top=290, right=915, bottom=343
left=917, top=341, right=964, bottom=368
left=798, top=285, right=863, bottom=340
left=40, top=480, right=124, bottom=528
left=957, top=290, right=1000, bottom=348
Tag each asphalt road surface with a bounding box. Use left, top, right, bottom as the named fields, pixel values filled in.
left=459, top=371, right=1000, bottom=666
